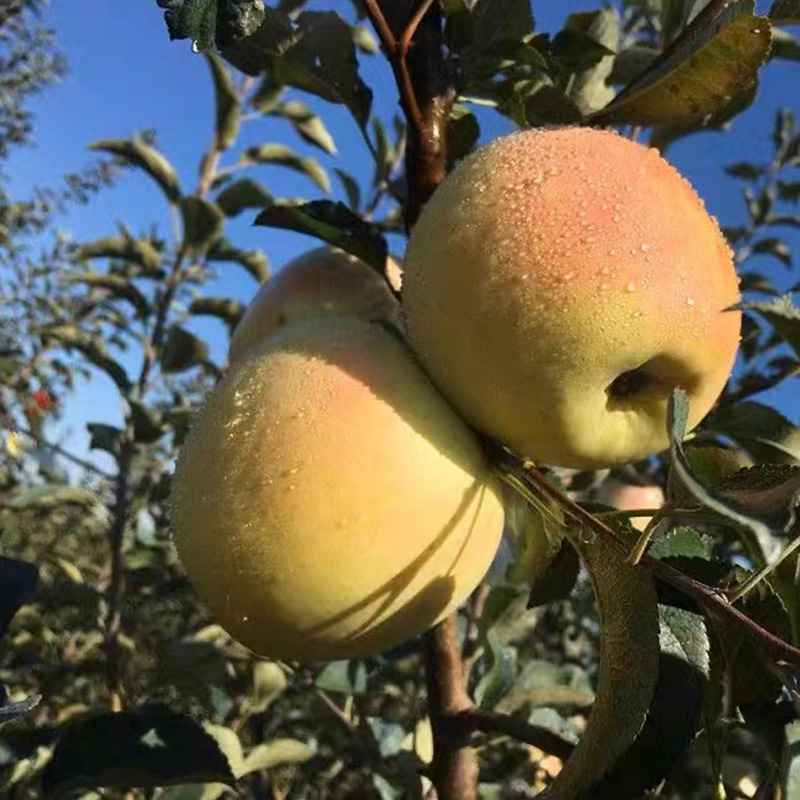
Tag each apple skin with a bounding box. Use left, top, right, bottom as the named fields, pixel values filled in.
left=402, top=127, right=741, bottom=469
left=229, top=247, right=400, bottom=364
left=599, top=481, right=665, bottom=532
left=172, top=318, right=504, bottom=663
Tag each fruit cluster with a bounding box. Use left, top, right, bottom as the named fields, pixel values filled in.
left=171, top=127, right=741, bottom=663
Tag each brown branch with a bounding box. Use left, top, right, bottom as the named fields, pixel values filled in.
left=454, top=710, right=575, bottom=762
left=361, top=0, right=455, bottom=226
left=424, top=618, right=478, bottom=800
left=489, top=445, right=800, bottom=665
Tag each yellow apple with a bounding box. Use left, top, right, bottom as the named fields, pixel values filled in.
left=402, top=127, right=741, bottom=469
left=229, top=247, right=400, bottom=364
left=172, top=318, right=504, bottom=663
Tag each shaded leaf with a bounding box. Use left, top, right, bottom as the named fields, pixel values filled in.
left=591, top=606, right=709, bottom=798
left=551, top=27, right=615, bottom=73
left=222, top=9, right=372, bottom=130
left=254, top=201, right=387, bottom=272
left=708, top=400, right=800, bottom=463
left=160, top=326, right=209, bottom=373
left=0, top=558, right=38, bottom=636
left=563, top=8, right=619, bottom=115
left=206, top=54, right=240, bottom=150
left=593, top=2, right=771, bottom=127
left=130, top=400, right=164, bottom=444
left=546, top=528, right=660, bottom=799
left=334, top=168, right=360, bottom=212
left=0, top=693, right=41, bottom=728
left=527, top=540, right=580, bottom=609
left=446, top=105, right=480, bottom=169
left=87, top=423, right=123, bottom=457
left=91, top=135, right=181, bottom=203
left=180, top=197, right=224, bottom=255
left=41, top=704, right=236, bottom=795
left=743, top=295, right=800, bottom=358
left=771, top=0, right=800, bottom=23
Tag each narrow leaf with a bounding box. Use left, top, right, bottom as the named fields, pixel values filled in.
left=180, top=197, right=224, bottom=255
left=254, top=201, right=387, bottom=272
left=91, top=136, right=181, bottom=202
left=206, top=54, right=240, bottom=150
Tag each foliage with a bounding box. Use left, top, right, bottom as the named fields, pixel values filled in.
left=0, top=0, right=796, bottom=798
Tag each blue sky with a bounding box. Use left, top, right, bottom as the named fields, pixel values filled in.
left=4, top=0, right=799, bottom=474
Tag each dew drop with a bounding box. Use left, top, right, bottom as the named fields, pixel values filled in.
left=640, top=243, right=651, bottom=252
left=626, top=282, right=636, bottom=292
left=686, top=297, right=696, bottom=306
left=191, top=40, right=201, bottom=53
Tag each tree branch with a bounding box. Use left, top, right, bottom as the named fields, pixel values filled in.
left=424, top=617, right=478, bottom=800
left=489, top=444, right=800, bottom=665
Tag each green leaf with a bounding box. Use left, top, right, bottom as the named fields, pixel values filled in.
left=591, top=606, right=709, bottom=798
left=743, top=295, right=800, bottom=358
left=206, top=55, right=240, bottom=150
left=524, top=84, right=584, bottom=126
left=593, top=2, right=771, bottom=127
left=91, top=135, right=181, bottom=203
left=445, top=0, right=535, bottom=59
left=241, top=143, right=330, bottom=192
left=475, top=631, right=517, bottom=710
left=238, top=739, right=314, bottom=777
left=75, top=235, right=163, bottom=276
left=158, top=0, right=266, bottom=52
left=546, top=528, right=660, bottom=800
left=649, top=526, right=715, bottom=561
left=0, top=557, right=38, bottom=636
left=277, top=100, right=336, bottom=154
left=215, top=177, right=272, bottom=217
left=254, top=201, right=387, bottom=272
left=206, top=238, right=269, bottom=282
left=41, top=704, right=236, bottom=795
left=189, top=297, right=245, bottom=329
left=315, top=660, right=367, bottom=695
left=243, top=662, right=287, bottom=715
left=160, top=326, right=210, bottom=373
left=64, top=271, right=150, bottom=318
left=222, top=9, right=373, bottom=130
left=771, top=27, right=800, bottom=60
left=783, top=719, right=800, bottom=797
left=180, top=197, right=224, bottom=255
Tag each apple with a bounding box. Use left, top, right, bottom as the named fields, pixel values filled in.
left=228, top=247, right=400, bottom=364
left=599, top=481, right=665, bottom=532
left=402, top=126, right=741, bottom=469
left=172, top=318, right=504, bottom=662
